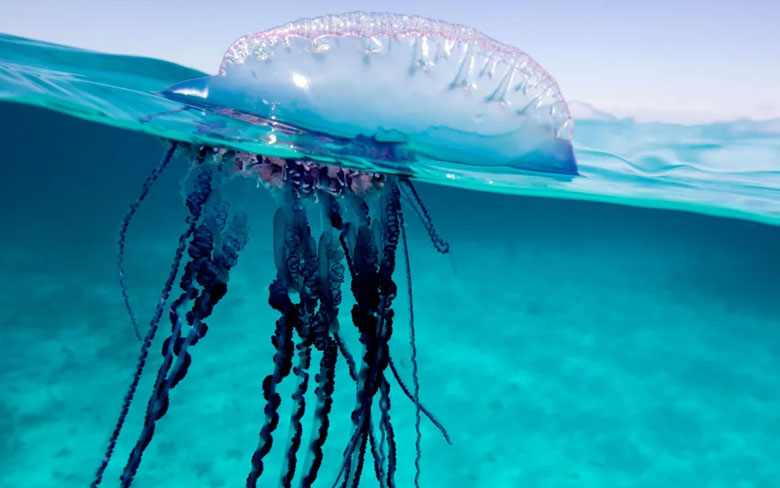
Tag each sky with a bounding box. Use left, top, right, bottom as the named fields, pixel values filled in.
left=1, top=0, right=778, bottom=123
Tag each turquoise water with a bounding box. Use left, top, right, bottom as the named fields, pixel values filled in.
left=1, top=33, right=779, bottom=488
left=2, top=33, right=780, bottom=224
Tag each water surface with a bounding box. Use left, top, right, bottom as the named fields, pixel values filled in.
left=1, top=33, right=779, bottom=224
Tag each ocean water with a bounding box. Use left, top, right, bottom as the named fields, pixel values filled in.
left=1, top=33, right=779, bottom=488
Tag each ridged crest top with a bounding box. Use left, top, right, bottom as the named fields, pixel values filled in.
left=218, top=12, right=573, bottom=139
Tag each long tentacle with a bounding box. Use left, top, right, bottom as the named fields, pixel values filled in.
left=399, top=178, right=449, bottom=255
left=118, top=142, right=178, bottom=341
left=338, top=319, right=451, bottom=451
left=299, top=225, right=349, bottom=488
left=280, top=342, right=312, bottom=488
left=246, top=278, right=296, bottom=487
left=387, top=358, right=452, bottom=445
left=300, top=337, right=337, bottom=488
left=368, top=418, right=387, bottom=488
left=333, top=256, right=387, bottom=488
left=335, top=224, right=380, bottom=488
left=280, top=204, right=320, bottom=488
left=91, top=145, right=201, bottom=488
left=246, top=281, right=298, bottom=488
left=378, top=377, right=397, bottom=488
left=400, top=205, right=422, bottom=487
left=347, top=429, right=369, bottom=488
left=119, top=164, right=214, bottom=486
left=121, top=165, right=249, bottom=487
left=334, top=179, right=402, bottom=488
left=246, top=205, right=300, bottom=486
left=91, top=204, right=193, bottom=488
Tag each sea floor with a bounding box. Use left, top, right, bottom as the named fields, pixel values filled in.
left=1, top=103, right=779, bottom=488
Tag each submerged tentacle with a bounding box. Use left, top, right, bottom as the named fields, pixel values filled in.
left=334, top=331, right=358, bottom=381
left=399, top=178, right=450, bottom=254
left=300, top=336, right=337, bottom=488
left=387, top=358, right=452, bottom=445
left=118, top=142, right=178, bottom=341
left=334, top=179, right=402, bottom=488
left=280, top=342, right=312, bottom=488
left=247, top=204, right=301, bottom=486
left=335, top=332, right=389, bottom=488
left=101, top=150, right=446, bottom=488
left=335, top=224, right=380, bottom=488
left=348, top=428, right=369, bottom=488
left=368, top=419, right=386, bottom=487
left=372, top=183, right=402, bottom=488
left=298, top=224, right=348, bottom=488
left=378, top=377, right=397, bottom=488
left=119, top=167, right=213, bottom=486
left=400, top=205, right=423, bottom=488
left=246, top=277, right=297, bottom=488
left=120, top=164, right=249, bottom=487
left=91, top=205, right=192, bottom=488
left=91, top=146, right=202, bottom=488
left=280, top=201, right=320, bottom=488
left=334, top=331, right=389, bottom=488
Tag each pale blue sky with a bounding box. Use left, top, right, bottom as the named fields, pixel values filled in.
left=1, top=0, right=778, bottom=122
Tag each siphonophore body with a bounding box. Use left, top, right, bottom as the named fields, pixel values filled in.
left=91, top=12, right=576, bottom=488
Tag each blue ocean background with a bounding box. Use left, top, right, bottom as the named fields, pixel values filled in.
left=1, top=34, right=780, bottom=487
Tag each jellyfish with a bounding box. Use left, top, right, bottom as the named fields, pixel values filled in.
left=90, top=12, right=576, bottom=488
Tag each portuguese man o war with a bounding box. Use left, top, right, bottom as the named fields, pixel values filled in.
left=91, top=12, right=577, bottom=488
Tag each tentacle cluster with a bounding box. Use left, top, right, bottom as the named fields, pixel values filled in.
left=94, top=146, right=451, bottom=488
left=334, top=180, right=403, bottom=488
left=247, top=178, right=349, bottom=488
left=120, top=160, right=250, bottom=487
left=91, top=146, right=207, bottom=488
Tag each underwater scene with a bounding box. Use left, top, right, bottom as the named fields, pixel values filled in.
left=1, top=10, right=779, bottom=488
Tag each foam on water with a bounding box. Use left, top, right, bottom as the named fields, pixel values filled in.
left=0, top=24, right=778, bottom=225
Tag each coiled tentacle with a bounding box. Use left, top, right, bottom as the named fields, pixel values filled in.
left=247, top=196, right=310, bottom=487
left=247, top=250, right=299, bottom=486
left=399, top=178, right=450, bottom=254
left=334, top=179, right=402, bottom=488
left=91, top=146, right=203, bottom=488
left=120, top=164, right=249, bottom=487
left=280, top=343, right=311, bottom=488
left=378, top=377, right=397, bottom=488
left=98, top=149, right=451, bottom=488
left=300, top=337, right=338, bottom=488
left=299, top=227, right=346, bottom=488
left=279, top=204, right=319, bottom=488
left=399, top=205, right=422, bottom=487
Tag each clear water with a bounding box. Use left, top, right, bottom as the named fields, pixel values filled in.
left=1, top=33, right=779, bottom=488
